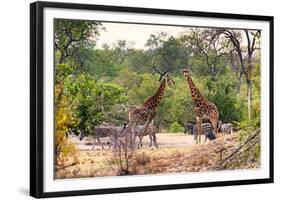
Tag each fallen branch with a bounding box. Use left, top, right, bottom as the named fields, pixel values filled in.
left=55, top=162, right=76, bottom=171
left=210, top=129, right=260, bottom=170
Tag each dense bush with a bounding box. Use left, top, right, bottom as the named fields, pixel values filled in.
left=55, top=84, right=78, bottom=164
left=63, top=73, right=127, bottom=134
left=169, top=122, right=184, bottom=133
left=203, top=74, right=244, bottom=123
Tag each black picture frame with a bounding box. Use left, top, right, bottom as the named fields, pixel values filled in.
left=30, top=1, right=274, bottom=198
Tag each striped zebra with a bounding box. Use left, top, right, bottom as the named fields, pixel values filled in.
left=185, top=122, right=216, bottom=144
left=120, top=122, right=158, bottom=149
left=183, top=122, right=195, bottom=134
left=66, top=128, right=80, bottom=139
left=134, top=124, right=158, bottom=148
left=218, top=121, right=233, bottom=134
left=113, top=123, right=135, bottom=151
left=79, top=125, right=126, bottom=149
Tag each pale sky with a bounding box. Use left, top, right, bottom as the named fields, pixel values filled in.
left=95, top=22, right=187, bottom=49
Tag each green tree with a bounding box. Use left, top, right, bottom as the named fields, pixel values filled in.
left=54, top=19, right=104, bottom=64
left=181, top=28, right=231, bottom=81
left=112, top=40, right=135, bottom=64
left=124, top=50, right=154, bottom=73
left=217, top=29, right=260, bottom=120
left=146, top=32, right=191, bottom=79
left=164, top=78, right=194, bottom=126
left=64, top=74, right=127, bottom=134
left=169, top=122, right=184, bottom=133
left=55, top=63, right=74, bottom=84
left=202, top=73, right=244, bottom=122
left=89, top=49, right=121, bottom=79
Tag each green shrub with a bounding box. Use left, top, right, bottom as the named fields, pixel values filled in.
left=169, top=122, right=184, bottom=133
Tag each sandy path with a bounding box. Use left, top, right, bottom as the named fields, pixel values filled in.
left=69, top=133, right=204, bottom=150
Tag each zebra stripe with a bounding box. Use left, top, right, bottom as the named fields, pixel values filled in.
left=79, top=125, right=126, bottom=149
left=218, top=121, right=233, bottom=134
left=184, top=122, right=216, bottom=143
left=135, top=124, right=158, bottom=148
left=119, top=123, right=158, bottom=148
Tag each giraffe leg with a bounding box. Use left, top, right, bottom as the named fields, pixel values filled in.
left=138, top=134, right=144, bottom=149
left=149, top=135, right=153, bottom=147
left=196, top=117, right=202, bottom=144
left=153, top=134, right=158, bottom=148
left=203, top=135, right=208, bottom=144
left=193, top=125, right=198, bottom=144
left=129, top=123, right=136, bottom=149
left=138, top=115, right=153, bottom=149
left=138, top=136, right=143, bottom=148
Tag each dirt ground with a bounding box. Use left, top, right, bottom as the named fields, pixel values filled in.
left=68, top=133, right=202, bottom=150
left=55, top=132, right=260, bottom=179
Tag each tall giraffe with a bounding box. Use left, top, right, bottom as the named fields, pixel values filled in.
left=128, top=73, right=175, bottom=148
left=182, top=68, right=219, bottom=143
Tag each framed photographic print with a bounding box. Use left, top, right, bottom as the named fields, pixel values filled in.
left=30, top=1, right=274, bottom=198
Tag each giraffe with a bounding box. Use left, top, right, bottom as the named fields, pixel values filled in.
left=127, top=73, right=175, bottom=148
left=182, top=68, right=219, bottom=144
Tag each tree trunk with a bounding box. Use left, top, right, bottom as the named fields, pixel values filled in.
left=247, top=80, right=252, bottom=120
left=58, top=53, right=64, bottom=64
left=236, top=78, right=241, bottom=92
left=247, top=56, right=253, bottom=121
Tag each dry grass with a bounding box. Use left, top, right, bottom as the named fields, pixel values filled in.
left=55, top=132, right=260, bottom=179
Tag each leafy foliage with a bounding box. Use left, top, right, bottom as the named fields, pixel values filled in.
left=55, top=63, right=74, bottom=84
left=202, top=74, right=244, bottom=122
left=54, top=19, right=104, bottom=64
left=169, top=122, right=184, bottom=133
left=54, top=20, right=261, bottom=136
left=55, top=84, right=78, bottom=164
left=63, top=73, right=127, bottom=134
left=145, top=33, right=191, bottom=77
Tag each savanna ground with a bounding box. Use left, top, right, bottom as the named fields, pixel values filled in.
left=55, top=131, right=260, bottom=179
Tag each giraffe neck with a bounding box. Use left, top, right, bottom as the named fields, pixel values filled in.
left=143, top=78, right=166, bottom=110
left=185, top=75, right=205, bottom=104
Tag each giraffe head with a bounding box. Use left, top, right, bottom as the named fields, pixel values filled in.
left=181, top=68, right=190, bottom=77
left=162, top=73, right=175, bottom=87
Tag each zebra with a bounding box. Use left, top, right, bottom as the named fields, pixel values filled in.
left=183, top=122, right=196, bottom=134
left=134, top=124, right=158, bottom=148
left=65, top=128, right=81, bottom=139
left=118, top=122, right=158, bottom=149
left=79, top=125, right=126, bottom=149
left=218, top=121, right=233, bottom=134
left=184, top=122, right=216, bottom=143
left=114, top=123, right=137, bottom=151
